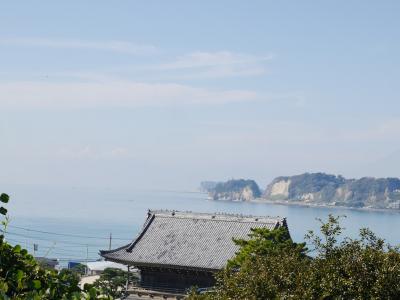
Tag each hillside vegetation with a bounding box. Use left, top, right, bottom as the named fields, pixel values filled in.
left=264, top=173, right=400, bottom=209
left=202, top=179, right=261, bottom=201
left=202, top=173, right=400, bottom=209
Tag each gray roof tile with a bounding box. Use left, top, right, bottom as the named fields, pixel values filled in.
left=101, top=210, right=287, bottom=271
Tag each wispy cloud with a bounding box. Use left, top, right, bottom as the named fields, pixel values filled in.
left=151, top=51, right=273, bottom=79
left=158, top=51, right=273, bottom=69
left=0, top=37, right=157, bottom=55
left=57, top=145, right=131, bottom=160
left=0, top=80, right=258, bottom=109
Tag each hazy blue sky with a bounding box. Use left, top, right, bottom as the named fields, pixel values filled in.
left=0, top=1, right=399, bottom=190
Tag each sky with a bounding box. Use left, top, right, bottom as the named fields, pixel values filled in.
left=0, top=1, right=399, bottom=190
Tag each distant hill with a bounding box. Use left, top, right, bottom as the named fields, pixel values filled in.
left=264, top=173, right=400, bottom=209
left=203, top=179, right=262, bottom=201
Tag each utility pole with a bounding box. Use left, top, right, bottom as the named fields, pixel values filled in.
left=125, top=266, right=130, bottom=292
left=85, top=245, right=89, bottom=276
left=109, top=233, right=112, bottom=250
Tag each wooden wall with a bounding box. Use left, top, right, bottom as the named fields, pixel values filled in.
left=139, top=267, right=215, bottom=291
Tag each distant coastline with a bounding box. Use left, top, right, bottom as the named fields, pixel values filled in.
left=205, top=195, right=400, bottom=213
left=200, top=173, right=400, bottom=212
left=248, top=198, right=400, bottom=213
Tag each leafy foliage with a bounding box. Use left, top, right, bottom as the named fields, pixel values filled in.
left=0, top=193, right=9, bottom=236
left=69, top=264, right=87, bottom=276
left=211, top=227, right=309, bottom=299
left=213, top=179, right=261, bottom=196
left=93, top=268, right=138, bottom=299
left=208, top=179, right=262, bottom=200
left=0, top=193, right=112, bottom=299
left=189, top=214, right=400, bottom=299
left=304, top=215, right=400, bottom=299
left=265, top=172, right=400, bottom=209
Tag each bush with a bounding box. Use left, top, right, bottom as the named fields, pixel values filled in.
left=189, top=215, right=400, bottom=299
left=93, top=267, right=138, bottom=299
left=0, top=193, right=111, bottom=299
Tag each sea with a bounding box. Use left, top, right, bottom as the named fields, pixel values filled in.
left=2, top=184, right=400, bottom=266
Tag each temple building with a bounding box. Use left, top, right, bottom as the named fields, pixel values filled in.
left=100, top=210, right=288, bottom=294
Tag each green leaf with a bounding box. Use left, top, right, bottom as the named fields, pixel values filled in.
left=0, top=281, right=8, bottom=292
left=0, top=207, right=7, bottom=215
left=0, top=194, right=9, bottom=203
left=16, top=270, right=24, bottom=281
left=32, top=280, right=41, bottom=290
left=89, top=287, right=97, bottom=298
left=13, top=244, right=21, bottom=253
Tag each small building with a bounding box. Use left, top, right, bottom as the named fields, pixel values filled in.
left=84, top=261, right=129, bottom=276
left=101, top=210, right=288, bottom=293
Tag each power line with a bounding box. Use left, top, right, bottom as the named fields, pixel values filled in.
left=5, top=235, right=126, bottom=249
left=8, top=225, right=131, bottom=241
left=57, top=258, right=99, bottom=262
left=5, top=238, right=101, bottom=254
left=7, top=239, right=105, bottom=249
left=3, top=231, right=110, bottom=247
left=4, top=239, right=100, bottom=261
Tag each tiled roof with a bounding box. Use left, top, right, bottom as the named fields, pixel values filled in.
left=100, top=210, right=287, bottom=271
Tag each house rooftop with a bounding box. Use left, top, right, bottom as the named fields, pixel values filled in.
left=101, top=209, right=287, bottom=271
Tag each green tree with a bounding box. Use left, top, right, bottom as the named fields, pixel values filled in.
left=69, top=264, right=87, bottom=276
left=0, top=193, right=109, bottom=299
left=190, top=226, right=309, bottom=300
left=189, top=215, right=400, bottom=299
left=93, top=267, right=138, bottom=299
left=303, top=215, right=400, bottom=299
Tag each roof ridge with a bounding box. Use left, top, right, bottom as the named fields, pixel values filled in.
left=148, top=209, right=284, bottom=221
left=126, top=213, right=155, bottom=252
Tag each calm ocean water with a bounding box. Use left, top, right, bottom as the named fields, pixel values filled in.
left=3, top=184, right=400, bottom=264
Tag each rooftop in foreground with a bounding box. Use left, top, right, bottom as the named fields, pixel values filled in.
left=101, top=209, right=287, bottom=271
